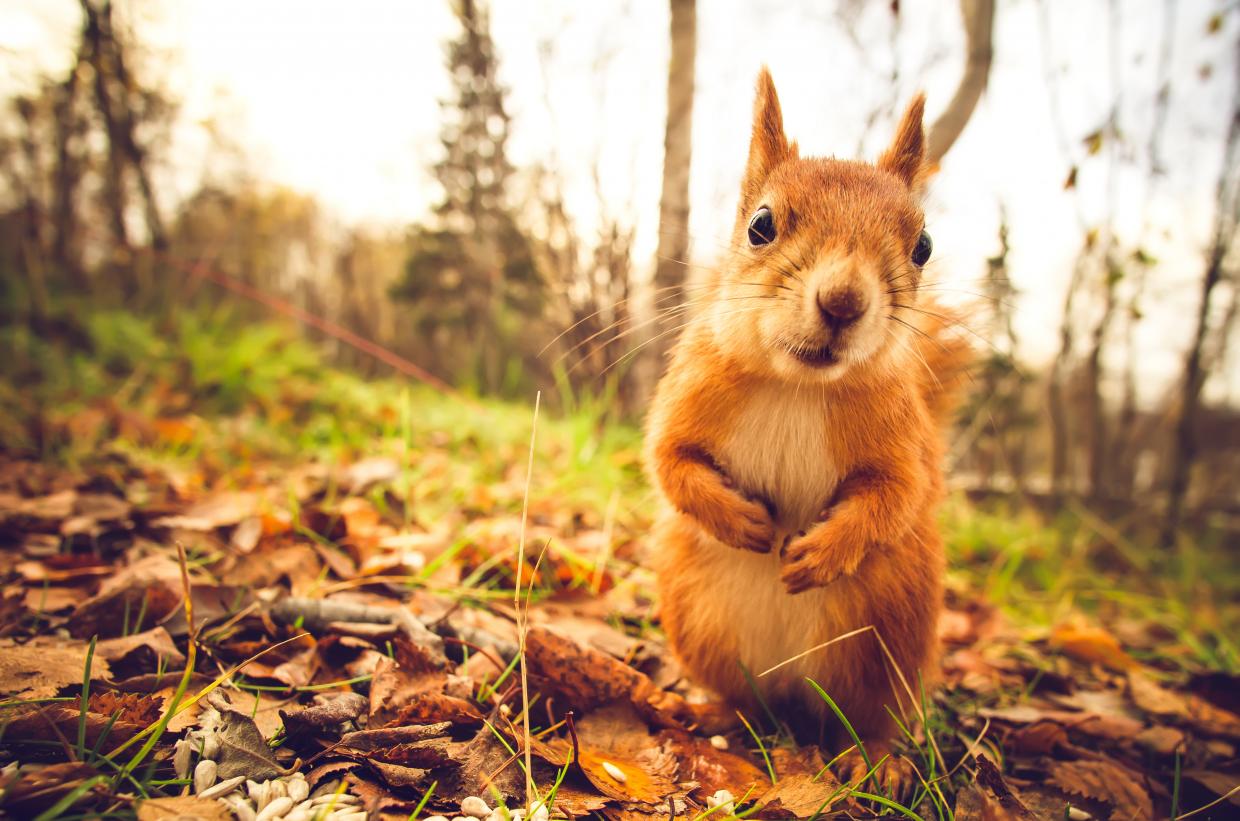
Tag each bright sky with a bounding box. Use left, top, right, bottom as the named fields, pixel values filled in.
left=2, top=0, right=1236, bottom=401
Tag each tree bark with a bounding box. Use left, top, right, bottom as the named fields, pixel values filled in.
left=637, top=0, right=695, bottom=399
left=81, top=0, right=131, bottom=255
left=1162, top=58, right=1240, bottom=545
left=926, top=0, right=996, bottom=165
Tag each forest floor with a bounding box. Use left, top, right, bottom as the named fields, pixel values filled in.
left=1, top=311, right=1238, bottom=820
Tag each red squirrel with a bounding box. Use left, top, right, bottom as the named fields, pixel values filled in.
left=647, top=68, right=970, bottom=782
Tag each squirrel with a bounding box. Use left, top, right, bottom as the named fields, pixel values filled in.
left=646, top=68, right=971, bottom=786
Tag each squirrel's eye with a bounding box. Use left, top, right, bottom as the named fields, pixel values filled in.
left=748, top=207, right=776, bottom=246
left=912, top=230, right=932, bottom=266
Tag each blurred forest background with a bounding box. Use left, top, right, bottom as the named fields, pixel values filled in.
left=0, top=0, right=1238, bottom=554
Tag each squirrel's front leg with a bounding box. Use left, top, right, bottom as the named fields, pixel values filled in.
left=654, top=441, right=776, bottom=554
left=780, top=465, right=922, bottom=593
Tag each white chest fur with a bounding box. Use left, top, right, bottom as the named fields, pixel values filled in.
left=717, top=381, right=839, bottom=533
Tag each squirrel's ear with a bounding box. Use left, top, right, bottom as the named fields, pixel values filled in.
left=878, top=94, right=928, bottom=192
left=741, top=68, right=791, bottom=207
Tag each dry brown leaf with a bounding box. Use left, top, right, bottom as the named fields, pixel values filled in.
left=66, top=554, right=184, bottom=639
left=151, top=491, right=259, bottom=531
left=1050, top=624, right=1140, bottom=672
left=88, top=691, right=163, bottom=726
left=1045, top=759, right=1153, bottom=821
left=193, top=692, right=288, bottom=781
left=95, top=627, right=185, bottom=675
left=537, top=703, right=677, bottom=803
left=137, top=795, right=232, bottom=821
left=971, top=756, right=1040, bottom=820
left=368, top=636, right=482, bottom=728
left=1133, top=725, right=1185, bottom=755
left=0, top=636, right=111, bottom=700
left=524, top=625, right=690, bottom=727
left=280, top=691, right=369, bottom=738
left=1129, top=672, right=1240, bottom=740
left=0, top=762, right=105, bottom=818
left=660, top=729, right=766, bottom=799
left=1, top=703, right=146, bottom=750
left=754, top=773, right=847, bottom=818
left=1007, top=720, right=1069, bottom=756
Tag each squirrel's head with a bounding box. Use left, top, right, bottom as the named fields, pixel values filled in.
left=709, top=67, right=932, bottom=384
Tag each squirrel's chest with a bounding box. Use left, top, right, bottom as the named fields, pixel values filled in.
left=717, top=385, right=840, bottom=531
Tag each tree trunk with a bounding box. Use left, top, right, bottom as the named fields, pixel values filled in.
left=638, top=0, right=696, bottom=399
left=1162, top=58, right=1240, bottom=545
left=81, top=0, right=131, bottom=256
left=51, top=60, right=85, bottom=282
left=926, top=0, right=996, bottom=165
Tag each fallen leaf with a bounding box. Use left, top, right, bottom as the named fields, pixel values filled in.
left=368, top=635, right=482, bottom=728
left=536, top=703, right=677, bottom=803
left=188, top=692, right=288, bottom=781
left=755, top=772, right=847, bottom=818
left=1045, top=759, right=1153, bottom=821
left=0, top=762, right=104, bottom=818
left=95, top=627, right=184, bottom=676
left=1050, top=624, right=1140, bottom=672
left=137, top=795, right=232, bottom=820
left=280, top=691, right=369, bottom=739
left=66, top=554, right=184, bottom=639
left=971, top=756, right=1040, bottom=820
left=524, top=626, right=690, bottom=727
left=660, top=729, right=766, bottom=798
left=0, top=636, right=111, bottom=700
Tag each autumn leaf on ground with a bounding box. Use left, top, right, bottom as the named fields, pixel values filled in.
left=535, top=703, right=678, bottom=803
left=1045, top=758, right=1153, bottom=821
left=1049, top=623, right=1140, bottom=672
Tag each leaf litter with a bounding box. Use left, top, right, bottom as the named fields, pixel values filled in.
left=0, top=447, right=1237, bottom=820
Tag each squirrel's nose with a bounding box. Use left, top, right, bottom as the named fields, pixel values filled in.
left=817, top=288, right=867, bottom=332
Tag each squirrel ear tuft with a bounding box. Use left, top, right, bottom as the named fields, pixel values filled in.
left=878, top=94, right=928, bottom=191
left=741, top=67, right=791, bottom=207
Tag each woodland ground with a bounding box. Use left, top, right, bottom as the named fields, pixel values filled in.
left=0, top=309, right=1238, bottom=820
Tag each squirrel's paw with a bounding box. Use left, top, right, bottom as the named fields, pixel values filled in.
left=715, top=494, right=776, bottom=553
left=835, top=745, right=918, bottom=803
left=778, top=523, right=862, bottom=593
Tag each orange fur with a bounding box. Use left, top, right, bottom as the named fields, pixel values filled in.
left=646, top=68, right=971, bottom=747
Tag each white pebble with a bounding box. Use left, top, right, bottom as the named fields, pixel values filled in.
left=425, top=817, right=450, bottom=821
left=257, top=795, right=294, bottom=821
left=600, top=760, right=626, bottom=783
left=708, top=789, right=736, bottom=815
left=193, top=759, right=218, bottom=793
left=268, top=779, right=288, bottom=801
left=1067, top=810, right=1092, bottom=821
left=709, top=735, right=729, bottom=750
left=461, top=797, right=492, bottom=818
left=199, top=775, right=246, bottom=800
left=527, top=801, right=549, bottom=821
left=310, top=780, right=341, bottom=798
left=284, top=810, right=310, bottom=821
left=329, top=813, right=368, bottom=821
left=286, top=777, right=310, bottom=803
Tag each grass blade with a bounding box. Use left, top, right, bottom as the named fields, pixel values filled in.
left=804, top=677, right=872, bottom=782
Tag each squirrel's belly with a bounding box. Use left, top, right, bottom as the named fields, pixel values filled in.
left=674, top=529, right=853, bottom=703
left=718, top=384, right=839, bottom=534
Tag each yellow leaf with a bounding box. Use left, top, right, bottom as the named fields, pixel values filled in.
left=1050, top=624, right=1140, bottom=672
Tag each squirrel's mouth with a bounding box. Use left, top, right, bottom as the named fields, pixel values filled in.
left=785, top=341, right=839, bottom=368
